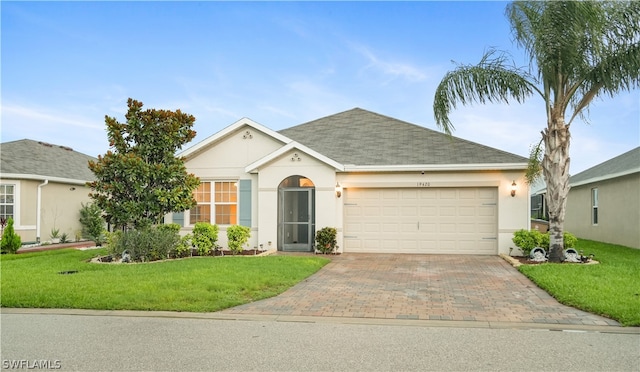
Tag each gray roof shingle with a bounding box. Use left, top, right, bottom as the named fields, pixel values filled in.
left=278, top=108, right=528, bottom=166
left=1, top=139, right=96, bottom=181
left=570, top=146, right=640, bottom=185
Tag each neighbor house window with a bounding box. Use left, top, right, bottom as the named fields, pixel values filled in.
left=190, top=181, right=237, bottom=225
left=591, top=188, right=598, bottom=225
left=0, top=184, right=15, bottom=221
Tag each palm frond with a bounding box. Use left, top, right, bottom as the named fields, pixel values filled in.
left=525, top=139, right=544, bottom=185
left=433, top=49, right=538, bottom=134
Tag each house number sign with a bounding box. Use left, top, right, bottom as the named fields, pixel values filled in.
left=417, top=182, right=431, bottom=187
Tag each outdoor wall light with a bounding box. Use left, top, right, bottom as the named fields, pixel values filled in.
left=335, top=182, right=342, bottom=198
left=510, top=181, right=517, bottom=197
left=69, top=187, right=76, bottom=191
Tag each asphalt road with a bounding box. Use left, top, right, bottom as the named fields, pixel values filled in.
left=1, top=312, right=639, bottom=371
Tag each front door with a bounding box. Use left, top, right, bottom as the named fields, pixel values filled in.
left=279, top=187, right=315, bottom=252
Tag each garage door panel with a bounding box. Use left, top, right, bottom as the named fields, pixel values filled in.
left=478, top=223, right=496, bottom=234
left=478, top=206, right=496, bottom=216
left=420, top=206, right=437, bottom=217
left=420, top=189, right=438, bottom=199
left=382, top=223, right=398, bottom=233
left=401, top=189, right=418, bottom=199
left=440, top=189, right=457, bottom=199
left=364, top=223, right=381, bottom=232
left=401, top=222, right=417, bottom=232
left=439, top=223, right=456, bottom=233
left=439, top=206, right=456, bottom=216
left=458, top=223, right=476, bottom=233
left=344, top=187, right=497, bottom=254
left=400, top=206, right=418, bottom=216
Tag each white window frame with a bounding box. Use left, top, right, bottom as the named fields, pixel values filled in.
left=0, top=182, right=20, bottom=227
left=591, top=188, right=598, bottom=225
left=188, top=180, right=238, bottom=226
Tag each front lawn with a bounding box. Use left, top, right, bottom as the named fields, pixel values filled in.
left=518, top=239, right=640, bottom=326
left=0, top=249, right=330, bottom=312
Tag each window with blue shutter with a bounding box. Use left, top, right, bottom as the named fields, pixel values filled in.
left=239, top=179, right=251, bottom=227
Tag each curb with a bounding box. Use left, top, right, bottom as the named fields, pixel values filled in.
left=2, top=308, right=638, bottom=335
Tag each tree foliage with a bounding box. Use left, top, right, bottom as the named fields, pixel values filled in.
left=88, top=98, right=200, bottom=230
left=433, top=1, right=640, bottom=262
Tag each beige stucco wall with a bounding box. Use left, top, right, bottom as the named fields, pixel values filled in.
left=39, top=182, right=92, bottom=242
left=183, top=124, right=286, bottom=249
left=0, top=178, right=91, bottom=243
left=565, top=173, right=640, bottom=249
left=254, top=150, right=338, bottom=251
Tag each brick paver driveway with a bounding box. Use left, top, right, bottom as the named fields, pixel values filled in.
left=222, top=254, right=619, bottom=326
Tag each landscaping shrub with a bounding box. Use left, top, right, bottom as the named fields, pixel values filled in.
left=513, top=229, right=579, bottom=256
left=192, top=222, right=218, bottom=256
left=315, top=227, right=337, bottom=254
left=175, top=234, right=193, bottom=258
left=227, top=225, right=251, bottom=255
left=107, top=226, right=180, bottom=262
left=157, top=223, right=181, bottom=234
left=1, top=218, right=21, bottom=254
left=79, top=202, right=107, bottom=246
left=512, top=229, right=543, bottom=256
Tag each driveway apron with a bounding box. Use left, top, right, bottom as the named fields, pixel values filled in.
left=221, top=254, right=618, bottom=326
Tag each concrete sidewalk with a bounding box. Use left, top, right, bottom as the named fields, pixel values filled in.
left=221, top=254, right=620, bottom=326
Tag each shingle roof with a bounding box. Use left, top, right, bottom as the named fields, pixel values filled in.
left=278, top=108, right=528, bottom=166
left=1, top=139, right=96, bottom=181
left=570, top=146, right=640, bottom=186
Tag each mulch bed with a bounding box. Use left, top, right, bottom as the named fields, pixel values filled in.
left=506, top=255, right=599, bottom=266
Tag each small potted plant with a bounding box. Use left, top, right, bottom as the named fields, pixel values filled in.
left=50, top=227, right=61, bottom=244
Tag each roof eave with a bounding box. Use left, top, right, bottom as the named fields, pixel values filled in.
left=342, top=163, right=528, bottom=172
left=570, top=168, right=640, bottom=188
left=0, top=173, right=91, bottom=185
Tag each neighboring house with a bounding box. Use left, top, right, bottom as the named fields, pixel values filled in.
left=173, top=108, right=530, bottom=255
left=0, top=139, right=96, bottom=243
left=564, top=147, right=640, bottom=249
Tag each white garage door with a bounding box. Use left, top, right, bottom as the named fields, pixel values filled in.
left=343, top=188, right=498, bottom=254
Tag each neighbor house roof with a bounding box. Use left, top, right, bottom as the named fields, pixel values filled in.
left=0, top=139, right=96, bottom=183
left=569, top=146, right=640, bottom=187
left=278, top=108, right=528, bottom=170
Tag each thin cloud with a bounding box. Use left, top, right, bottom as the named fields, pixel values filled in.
left=2, top=103, right=103, bottom=131
left=354, top=44, right=428, bottom=83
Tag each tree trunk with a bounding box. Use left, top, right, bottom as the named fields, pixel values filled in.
left=542, top=110, right=571, bottom=263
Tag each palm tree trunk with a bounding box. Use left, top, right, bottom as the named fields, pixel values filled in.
left=542, top=111, right=571, bottom=263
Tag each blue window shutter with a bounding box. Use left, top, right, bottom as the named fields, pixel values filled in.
left=239, top=179, right=251, bottom=227
left=173, top=212, right=184, bottom=227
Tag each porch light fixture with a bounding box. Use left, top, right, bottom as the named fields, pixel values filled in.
left=335, top=182, right=342, bottom=198
left=510, top=181, right=517, bottom=197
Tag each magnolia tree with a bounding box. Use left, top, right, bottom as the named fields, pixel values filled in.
left=433, top=1, right=640, bottom=262
left=88, top=98, right=200, bottom=230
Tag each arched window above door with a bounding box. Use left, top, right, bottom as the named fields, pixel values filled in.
left=279, top=175, right=315, bottom=188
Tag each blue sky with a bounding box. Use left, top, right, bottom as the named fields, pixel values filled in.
left=2, top=1, right=638, bottom=175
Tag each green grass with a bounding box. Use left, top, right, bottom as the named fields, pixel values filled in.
left=518, top=239, right=640, bottom=326
left=1, top=249, right=329, bottom=312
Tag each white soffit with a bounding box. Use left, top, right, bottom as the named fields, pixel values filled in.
left=343, top=163, right=528, bottom=172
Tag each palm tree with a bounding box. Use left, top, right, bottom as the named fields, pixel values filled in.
left=433, top=1, right=640, bottom=262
